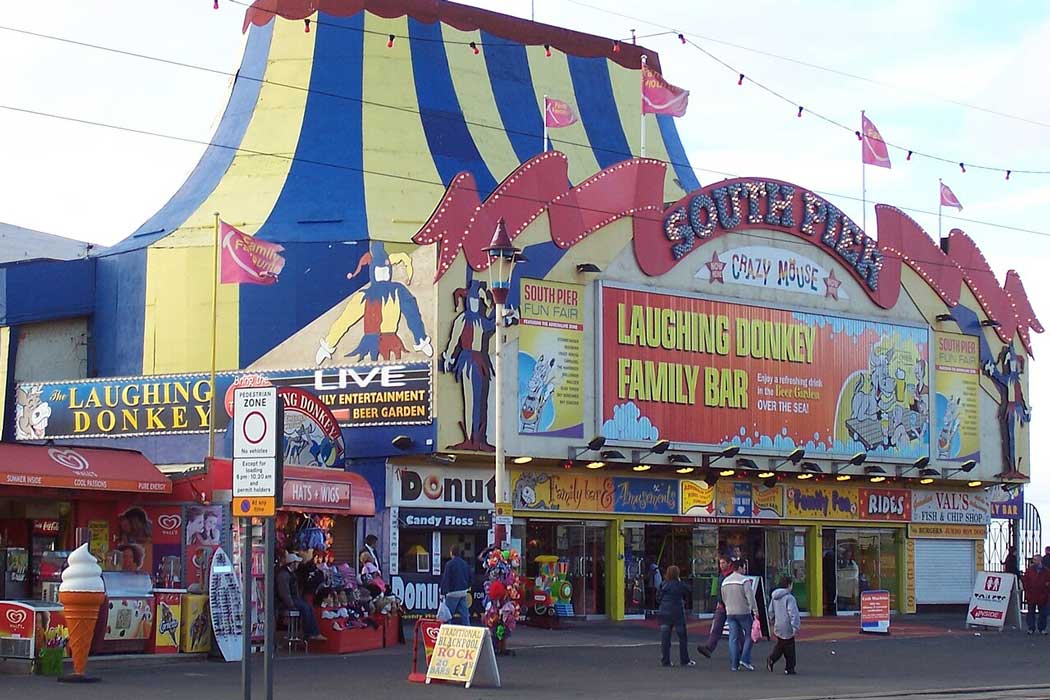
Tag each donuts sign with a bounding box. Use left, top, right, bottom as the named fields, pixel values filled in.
left=393, top=467, right=495, bottom=508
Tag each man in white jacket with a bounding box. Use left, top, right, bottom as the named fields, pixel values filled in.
left=720, top=560, right=757, bottom=671
left=766, top=576, right=802, bottom=675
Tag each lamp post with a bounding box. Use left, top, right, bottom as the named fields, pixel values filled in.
left=484, top=218, right=520, bottom=547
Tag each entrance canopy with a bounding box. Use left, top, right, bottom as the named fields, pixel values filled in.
left=0, top=443, right=171, bottom=494
left=282, top=466, right=375, bottom=516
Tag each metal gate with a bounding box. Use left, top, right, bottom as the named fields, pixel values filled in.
left=984, top=502, right=1041, bottom=611
left=1020, top=503, right=1043, bottom=566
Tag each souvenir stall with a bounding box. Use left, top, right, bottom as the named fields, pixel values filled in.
left=270, top=466, right=398, bottom=654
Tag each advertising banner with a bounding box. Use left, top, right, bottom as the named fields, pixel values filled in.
left=14, top=362, right=431, bottom=440
left=988, top=485, right=1024, bottom=520
left=599, top=285, right=930, bottom=460
left=933, top=332, right=980, bottom=462
left=681, top=480, right=783, bottom=520
left=908, top=523, right=987, bottom=540
left=784, top=484, right=859, bottom=520
left=518, top=279, right=584, bottom=438
left=148, top=506, right=183, bottom=588
left=911, top=490, right=990, bottom=526
left=510, top=471, right=679, bottom=515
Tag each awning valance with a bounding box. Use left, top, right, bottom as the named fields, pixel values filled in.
left=0, top=443, right=171, bottom=495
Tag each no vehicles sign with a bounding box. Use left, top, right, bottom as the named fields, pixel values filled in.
left=232, top=387, right=282, bottom=504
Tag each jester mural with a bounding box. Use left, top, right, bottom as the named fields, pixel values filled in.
left=315, top=242, right=432, bottom=365
left=441, top=277, right=496, bottom=451
left=984, top=345, right=1031, bottom=476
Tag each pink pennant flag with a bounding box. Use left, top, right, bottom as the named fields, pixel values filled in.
left=544, top=97, right=578, bottom=128
left=642, top=64, right=689, bottom=117
left=940, top=181, right=963, bottom=210
left=219, top=221, right=286, bottom=285
left=861, top=112, right=892, bottom=169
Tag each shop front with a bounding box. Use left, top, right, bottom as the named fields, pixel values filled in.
left=387, top=464, right=495, bottom=618
left=908, top=489, right=990, bottom=608
left=506, top=467, right=924, bottom=620
left=0, top=442, right=181, bottom=664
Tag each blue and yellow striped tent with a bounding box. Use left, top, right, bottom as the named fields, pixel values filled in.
left=93, top=0, right=698, bottom=379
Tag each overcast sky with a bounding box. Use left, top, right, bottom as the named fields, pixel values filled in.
left=1, top=1, right=1047, bottom=539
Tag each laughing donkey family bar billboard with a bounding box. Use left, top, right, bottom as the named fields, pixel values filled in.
left=600, top=284, right=930, bottom=460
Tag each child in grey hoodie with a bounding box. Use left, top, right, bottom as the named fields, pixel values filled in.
left=766, top=576, right=801, bottom=675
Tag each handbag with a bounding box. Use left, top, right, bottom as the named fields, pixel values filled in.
left=436, top=600, right=452, bottom=623
left=750, top=614, right=763, bottom=643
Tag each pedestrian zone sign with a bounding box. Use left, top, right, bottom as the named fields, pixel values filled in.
left=425, top=624, right=501, bottom=689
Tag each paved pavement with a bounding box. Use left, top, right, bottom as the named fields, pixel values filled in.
left=3, top=618, right=1048, bottom=699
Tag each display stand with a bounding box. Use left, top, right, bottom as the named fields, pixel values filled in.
left=407, top=618, right=442, bottom=683
left=425, top=624, right=501, bottom=689
left=859, top=590, right=891, bottom=634
left=966, top=572, right=1021, bottom=632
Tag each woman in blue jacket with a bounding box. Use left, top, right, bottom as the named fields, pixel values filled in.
left=658, top=565, right=695, bottom=667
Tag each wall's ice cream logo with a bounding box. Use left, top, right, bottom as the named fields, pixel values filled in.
left=157, top=514, right=182, bottom=534
left=5, top=609, right=27, bottom=627
left=48, top=447, right=90, bottom=472
left=681, top=480, right=715, bottom=515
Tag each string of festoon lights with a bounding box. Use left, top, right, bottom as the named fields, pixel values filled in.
left=215, top=0, right=1049, bottom=181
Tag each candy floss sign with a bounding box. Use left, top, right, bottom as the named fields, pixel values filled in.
left=599, top=283, right=931, bottom=460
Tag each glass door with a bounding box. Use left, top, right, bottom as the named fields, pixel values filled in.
left=580, top=522, right=607, bottom=617
left=623, top=522, right=646, bottom=618
left=835, top=529, right=880, bottom=614
left=554, top=521, right=607, bottom=618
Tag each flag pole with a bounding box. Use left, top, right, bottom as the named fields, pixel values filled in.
left=861, top=110, right=867, bottom=231
left=208, top=212, right=220, bottom=459
left=640, top=55, right=647, bottom=157
left=543, top=95, right=549, bottom=152
left=938, top=179, right=943, bottom=240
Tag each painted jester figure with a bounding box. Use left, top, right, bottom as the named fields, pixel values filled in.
left=315, top=241, right=432, bottom=364
left=442, top=278, right=496, bottom=451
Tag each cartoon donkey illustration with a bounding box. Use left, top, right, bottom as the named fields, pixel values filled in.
left=512, top=472, right=551, bottom=510
left=520, top=355, right=557, bottom=433
left=15, top=385, right=51, bottom=440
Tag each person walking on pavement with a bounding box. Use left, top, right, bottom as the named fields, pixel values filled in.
left=1022, top=554, right=1050, bottom=635
left=439, top=544, right=474, bottom=625
left=658, top=565, right=695, bottom=667
left=721, top=559, right=758, bottom=671
left=766, top=576, right=801, bottom=675
left=697, top=555, right=736, bottom=659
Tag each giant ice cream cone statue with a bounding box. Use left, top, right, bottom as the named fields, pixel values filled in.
left=58, top=544, right=104, bottom=682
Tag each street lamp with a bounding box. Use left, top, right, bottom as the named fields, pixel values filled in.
left=484, top=218, right=521, bottom=548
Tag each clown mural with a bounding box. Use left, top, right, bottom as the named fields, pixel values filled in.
left=441, top=277, right=496, bottom=451
left=315, top=241, right=433, bottom=365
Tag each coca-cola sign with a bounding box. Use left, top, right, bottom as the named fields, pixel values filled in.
left=33, top=519, right=60, bottom=536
